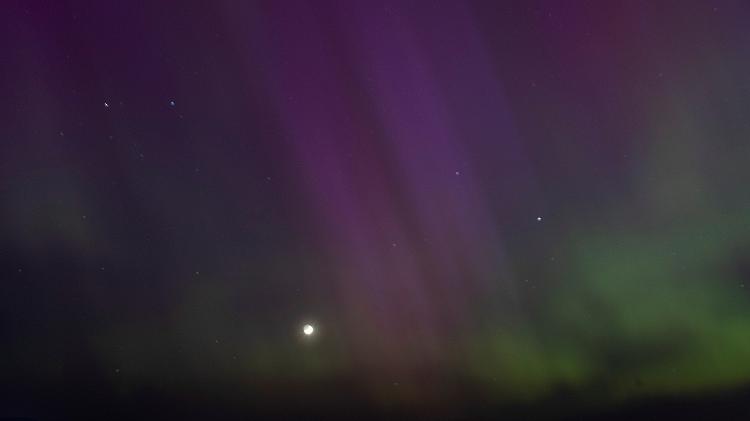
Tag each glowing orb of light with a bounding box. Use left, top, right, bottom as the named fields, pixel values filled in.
left=303, top=324, right=314, bottom=336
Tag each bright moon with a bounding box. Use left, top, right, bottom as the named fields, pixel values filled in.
left=303, top=324, right=314, bottom=336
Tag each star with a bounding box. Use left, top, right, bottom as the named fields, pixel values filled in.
left=303, top=324, right=314, bottom=336
left=536, top=216, right=543, bottom=222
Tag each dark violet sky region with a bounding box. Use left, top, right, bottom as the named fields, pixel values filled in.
left=4, top=1, right=750, bottom=419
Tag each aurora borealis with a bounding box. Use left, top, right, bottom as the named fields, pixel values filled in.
left=3, top=1, right=750, bottom=419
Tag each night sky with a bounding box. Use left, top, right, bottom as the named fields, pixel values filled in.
left=4, top=1, right=750, bottom=419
